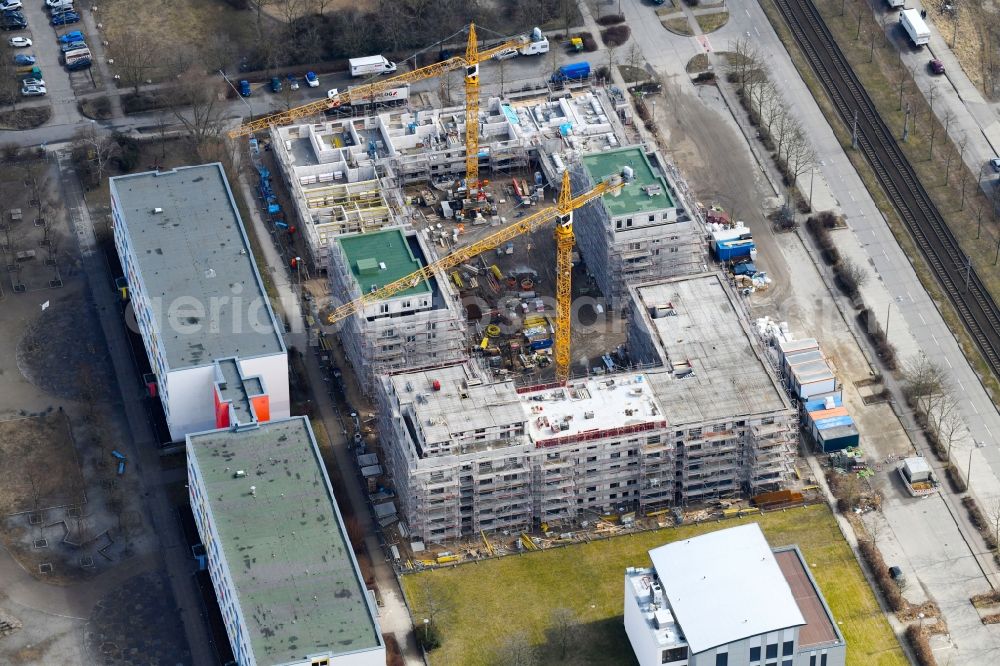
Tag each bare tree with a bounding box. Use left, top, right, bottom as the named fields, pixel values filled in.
left=549, top=607, right=579, bottom=660
left=495, top=631, right=536, bottom=666
left=902, top=354, right=947, bottom=412
left=926, top=85, right=939, bottom=125
left=949, top=132, right=967, bottom=186
left=109, top=26, right=161, bottom=95
left=927, top=115, right=940, bottom=159
left=172, top=69, right=226, bottom=149
left=72, top=125, right=120, bottom=184
left=202, top=32, right=240, bottom=74
left=758, top=79, right=783, bottom=134
left=248, top=0, right=279, bottom=34
left=839, top=257, right=869, bottom=292
left=418, top=577, right=452, bottom=626
left=787, top=129, right=816, bottom=186
left=277, top=0, right=306, bottom=24
left=23, top=160, right=51, bottom=227
left=627, top=42, right=643, bottom=74
left=987, top=497, right=1000, bottom=550
left=561, top=0, right=574, bottom=36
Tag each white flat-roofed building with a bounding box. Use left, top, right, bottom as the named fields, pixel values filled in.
left=111, top=164, right=289, bottom=441
left=187, top=416, right=385, bottom=666
left=625, top=523, right=846, bottom=666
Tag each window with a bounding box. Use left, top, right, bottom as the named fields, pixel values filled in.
left=750, top=647, right=761, bottom=661
left=662, top=647, right=687, bottom=663
left=379, top=304, right=389, bottom=314
left=649, top=214, right=655, bottom=222
left=820, top=655, right=827, bottom=666
left=766, top=644, right=778, bottom=659
left=783, top=641, right=794, bottom=656
left=782, top=661, right=793, bottom=666
left=715, top=653, right=728, bottom=666
left=809, top=657, right=816, bottom=666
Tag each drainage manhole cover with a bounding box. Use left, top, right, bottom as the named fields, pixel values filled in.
left=38, top=563, right=52, bottom=574
left=32, top=539, right=48, bottom=549
left=80, top=556, right=94, bottom=568
left=28, top=513, right=42, bottom=525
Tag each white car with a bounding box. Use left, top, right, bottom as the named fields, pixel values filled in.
left=0, top=0, right=23, bottom=11
left=8, top=36, right=31, bottom=48
left=21, top=84, right=46, bottom=96
left=326, top=88, right=340, bottom=99
left=46, top=0, right=72, bottom=7
left=22, top=77, right=45, bottom=87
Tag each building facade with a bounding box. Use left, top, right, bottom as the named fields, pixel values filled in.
left=110, top=164, right=289, bottom=441
left=328, top=226, right=467, bottom=395
left=374, top=274, right=796, bottom=542
left=624, top=524, right=846, bottom=666
left=571, top=146, right=704, bottom=309
left=188, top=415, right=385, bottom=666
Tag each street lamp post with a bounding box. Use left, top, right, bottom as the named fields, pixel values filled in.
left=423, top=618, right=430, bottom=642
left=220, top=69, right=253, bottom=123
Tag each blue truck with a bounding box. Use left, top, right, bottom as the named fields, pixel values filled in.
left=551, top=61, right=590, bottom=83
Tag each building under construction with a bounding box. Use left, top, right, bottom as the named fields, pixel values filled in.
left=568, top=146, right=704, bottom=310
left=374, top=273, right=796, bottom=542
left=328, top=225, right=468, bottom=394
left=270, top=88, right=631, bottom=271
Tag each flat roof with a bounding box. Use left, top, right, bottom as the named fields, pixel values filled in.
left=773, top=548, right=841, bottom=648
left=625, top=567, right=687, bottom=650
left=336, top=227, right=430, bottom=298
left=522, top=374, right=667, bottom=443
left=215, top=359, right=256, bottom=426
left=582, top=146, right=675, bottom=217
left=110, top=164, right=284, bottom=369
left=649, top=523, right=805, bottom=654
left=187, top=417, right=382, bottom=663
left=389, top=364, right=526, bottom=451
left=633, top=274, right=790, bottom=425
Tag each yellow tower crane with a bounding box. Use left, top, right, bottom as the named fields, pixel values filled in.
left=228, top=23, right=526, bottom=197
left=326, top=171, right=623, bottom=382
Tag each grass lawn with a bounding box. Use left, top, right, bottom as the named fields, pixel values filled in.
left=695, top=11, right=729, bottom=34
left=662, top=17, right=694, bottom=36
left=402, top=505, right=906, bottom=666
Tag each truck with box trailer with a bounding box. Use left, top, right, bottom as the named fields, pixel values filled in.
left=551, top=61, right=590, bottom=83
left=348, top=84, right=410, bottom=106
left=349, top=55, right=397, bottom=77
left=900, top=8, right=930, bottom=46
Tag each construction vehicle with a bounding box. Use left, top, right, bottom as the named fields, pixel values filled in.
left=325, top=171, right=624, bottom=382
left=227, top=23, right=530, bottom=196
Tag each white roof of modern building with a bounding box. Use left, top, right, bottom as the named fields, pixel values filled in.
left=648, top=523, right=805, bottom=654
left=187, top=417, right=382, bottom=663
left=110, top=164, right=285, bottom=369
left=522, top=374, right=667, bottom=445
left=632, top=274, right=791, bottom=425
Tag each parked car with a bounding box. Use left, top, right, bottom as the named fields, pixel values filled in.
left=50, top=12, right=80, bottom=25
left=991, top=158, right=1000, bottom=173
left=7, top=36, right=29, bottom=47
left=60, top=41, right=85, bottom=52
left=305, top=71, right=318, bottom=87
left=1, top=16, right=26, bottom=30
left=57, top=29, right=83, bottom=43
left=928, top=59, right=945, bottom=75
left=888, top=566, right=905, bottom=585
left=13, top=53, right=33, bottom=65
left=21, top=83, right=46, bottom=96
left=286, top=74, right=299, bottom=90
left=50, top=6, right=75, bottom=16
left=269, top=76, right=282, bottom=93
left=2, top=8, right=24, bottom=18
left=238, top=79, right=250, bottom=97
left=0, top=0, right=23, bottom=11
left=326, top=87, right=340, bottom=99
left=21, top=76, right=44, bottom=87
left=46, top=0, right=73, bottom=7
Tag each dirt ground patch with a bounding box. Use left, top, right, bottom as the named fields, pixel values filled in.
left=695, top=10, right=729, bottom=33
left=83, top=570, right=192, bottom=665
left=0, top=413, right=86, bottom=516
left=0, top=107, right=52, bottom=131
left=663, top=16, right=693, bottom=35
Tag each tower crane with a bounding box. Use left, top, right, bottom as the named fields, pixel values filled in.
left=326, top=171, right=624, bottom=383
left=228, top=23, right=527, bottom=195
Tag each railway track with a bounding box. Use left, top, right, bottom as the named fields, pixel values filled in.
left=771, top=0, right=1000, bottom=379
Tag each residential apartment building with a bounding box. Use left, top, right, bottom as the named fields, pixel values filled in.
left=188, top=415, right=385, bottom=666
left=624, top=523, right=846, bottom=666
left=627, top=274, right=797, bottom=503
left=570, top=146, right=704, bottom=309
left=328, top=226, right=467, bottom=395
left=110, top=164, right=289, bottom=441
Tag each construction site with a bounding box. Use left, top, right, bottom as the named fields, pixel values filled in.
left=231, top=24, right=805, bottom=562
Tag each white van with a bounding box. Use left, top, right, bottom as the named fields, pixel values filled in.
left=349, top=56, right=397, bottom=77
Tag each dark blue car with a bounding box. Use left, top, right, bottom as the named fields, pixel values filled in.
left=14, top=53, right=34, bottom=65
left=239, top=79, right=251, bottom=97
left=57, top=30, right=83, bottom=43
left=50, top=12, right=79, bottom=26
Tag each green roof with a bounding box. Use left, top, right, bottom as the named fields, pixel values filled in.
left=337, top=228, right=431, bottom=298
left=582, top=147, right=676, bottom=218
left=188, top=417, right=382, bottom=663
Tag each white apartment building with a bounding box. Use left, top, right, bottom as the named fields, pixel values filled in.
left=570, top=146, right=704, bottom=309
left=624, top=523, right=846, bottom=666
left=188, top=416, right=385, bottom=666
left=111, top=164, right=289, bottom=441
left=328, top=226, right=467, bottom=395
